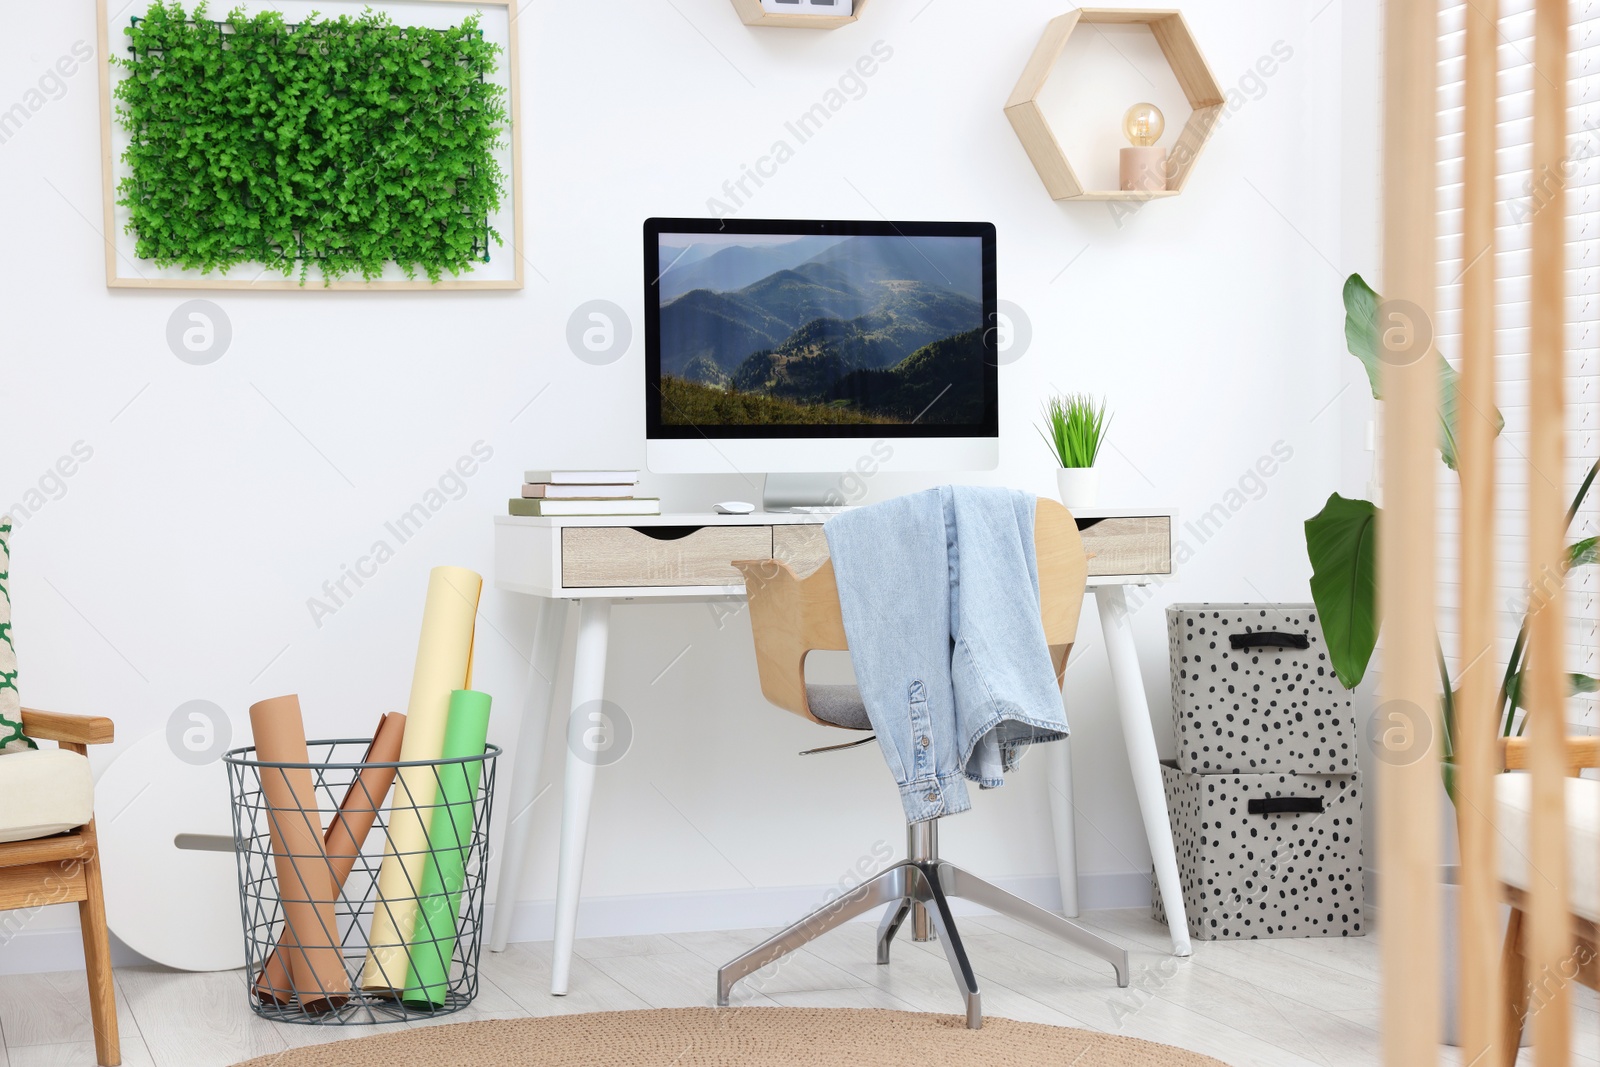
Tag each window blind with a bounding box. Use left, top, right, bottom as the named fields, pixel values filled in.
left=1434, top=0, right=1600, bottom=735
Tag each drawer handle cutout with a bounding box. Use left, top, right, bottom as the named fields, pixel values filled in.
left=1229, top=631, right=1311, bottom=651
left=1247, top=796, right=1325, bottom=816
left=628, top=526, right=703, bottom=541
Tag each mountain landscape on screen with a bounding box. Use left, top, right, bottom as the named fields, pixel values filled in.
left=655, top=234, right=987, bottom=426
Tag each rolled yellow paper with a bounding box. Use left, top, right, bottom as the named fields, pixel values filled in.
left=359, top=566, right=482, bottom=991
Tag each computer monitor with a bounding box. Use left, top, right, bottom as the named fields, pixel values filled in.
left=644, top=218, right=999, bottom=507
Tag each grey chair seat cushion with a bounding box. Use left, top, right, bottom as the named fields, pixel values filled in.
left=806, top=684, right=872, bottom=730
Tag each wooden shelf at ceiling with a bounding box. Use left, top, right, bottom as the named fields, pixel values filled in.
left=730, top=0, right=869, bottom=29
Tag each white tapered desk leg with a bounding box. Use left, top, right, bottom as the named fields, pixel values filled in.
left=1046, top=735, right=1081, bottom=917
left=1094, top=584, right=1192, bottom=957
left=550, top=598, right=611, bottom=995
left=489, top=597, right=569, bottom=953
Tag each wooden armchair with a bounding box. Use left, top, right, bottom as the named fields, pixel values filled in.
left=5, top=708, right=118, bottom=1066
left=1498, top=736, right=1600, bottom=1064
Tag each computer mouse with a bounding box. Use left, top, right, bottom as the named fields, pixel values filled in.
left=713, top=501, right=756, bottom=515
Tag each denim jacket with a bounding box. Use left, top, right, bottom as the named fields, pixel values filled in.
left=823, top=486, right=1068, bottom=823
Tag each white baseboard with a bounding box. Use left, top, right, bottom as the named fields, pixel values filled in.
left=0, top=927, right=149, bottom=977
left=487, top=870, right=1154, bottom=946
left=0, top=872, right=1153, bottom=976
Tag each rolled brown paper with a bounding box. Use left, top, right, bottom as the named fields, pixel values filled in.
left=248, top=694, right=352, bottom=1012
left=254, top=711, right=407, bottom=1005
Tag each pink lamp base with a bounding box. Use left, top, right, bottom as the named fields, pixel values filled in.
left=1119, top=146, right=1170, bottom=192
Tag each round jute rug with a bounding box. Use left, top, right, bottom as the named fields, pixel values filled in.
left=231, top=1007, right=1230, bottom=1066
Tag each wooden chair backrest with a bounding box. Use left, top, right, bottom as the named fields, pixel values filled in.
left=732, top=498, right=1089, bottom=728
left=1500, top=736, right=1600, bottom=778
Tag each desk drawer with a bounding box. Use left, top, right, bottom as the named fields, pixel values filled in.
left=772, top=524, right=830, bottom=578
left=561, top=526, right=772, bottom=588
left=1080, top=516, right=1172, bottom=577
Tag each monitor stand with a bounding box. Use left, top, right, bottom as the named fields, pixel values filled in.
left=762, top=473, right=852, bottom=513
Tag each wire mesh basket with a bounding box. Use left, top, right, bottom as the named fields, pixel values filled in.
left=224, top=739, right=499, bottom=1024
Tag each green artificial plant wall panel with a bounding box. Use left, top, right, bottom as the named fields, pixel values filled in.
left=113, top=2, right=509, bottom=285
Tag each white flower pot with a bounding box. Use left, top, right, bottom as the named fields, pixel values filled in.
left=1055, top=467, right=1100, bottom=510
left=1439, top=867, right=1532, bottom=1047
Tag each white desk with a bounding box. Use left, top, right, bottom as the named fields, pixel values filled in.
left=487, top=507, right=1192, bottom=993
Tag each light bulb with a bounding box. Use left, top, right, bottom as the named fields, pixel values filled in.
left=1122, top=103, right=1165, bottom=148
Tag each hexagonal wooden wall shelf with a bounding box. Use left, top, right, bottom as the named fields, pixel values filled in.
left=1005, top=8, right=1224, bottom=202
left=731, top=0, right=870, bottom=29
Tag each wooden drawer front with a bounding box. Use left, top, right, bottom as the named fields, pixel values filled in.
left=772, top=524, right=830, bottom=578
left=1080, top=516, right=1172, bottom=577
left=561, top=526, right=772, bottom=588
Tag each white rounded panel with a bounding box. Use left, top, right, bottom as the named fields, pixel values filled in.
left=98, top=731, right=244, bottom=971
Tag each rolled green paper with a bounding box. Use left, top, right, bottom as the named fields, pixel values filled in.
left=401, top=689, right=492, bottom=1006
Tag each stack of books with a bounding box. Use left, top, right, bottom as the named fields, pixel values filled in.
left=509, top=470, right=661, bottom=517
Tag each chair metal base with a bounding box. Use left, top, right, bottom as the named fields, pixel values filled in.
left=715, top=824, right=1130, bottom=1030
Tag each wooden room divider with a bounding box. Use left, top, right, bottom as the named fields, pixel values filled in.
left=1381, top=0, right=1582, bottom=1063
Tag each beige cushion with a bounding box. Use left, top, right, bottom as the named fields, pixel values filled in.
left=0, top=748, right=94, bottom=843
left=1496, top=772, right=1600, bottom=923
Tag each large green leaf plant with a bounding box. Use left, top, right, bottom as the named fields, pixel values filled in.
left=1304, top=274, right=1597, bottom=778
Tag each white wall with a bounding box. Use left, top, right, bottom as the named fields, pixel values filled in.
left=1335, top=0, right=1388, bottom=879
left=0, top=0, right=1359, bottom=963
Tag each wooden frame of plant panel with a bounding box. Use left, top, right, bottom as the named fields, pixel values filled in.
left=1005, top=8, right=1224, bottom=202
left=730, top=0, right=870, bottom=29
left=95, top=0, right=524, bottom=290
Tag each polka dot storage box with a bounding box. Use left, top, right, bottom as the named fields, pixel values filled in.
left=1167, top=604, right=1356, bottom=776
left=1154, top=604, right=1364, bottom=940
left=1152, top=762, right=1365, bottom=939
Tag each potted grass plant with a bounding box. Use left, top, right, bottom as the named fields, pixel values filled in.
left=1039, top=393, right=1110, bottom=509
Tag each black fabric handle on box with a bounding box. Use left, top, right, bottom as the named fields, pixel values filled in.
left=1247, top=796, right=1325, bottom=816
left=1229, top=631, right=1311, bottom=651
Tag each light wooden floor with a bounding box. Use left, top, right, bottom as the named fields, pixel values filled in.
left=0, top=908, right=1594, bottom=1066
